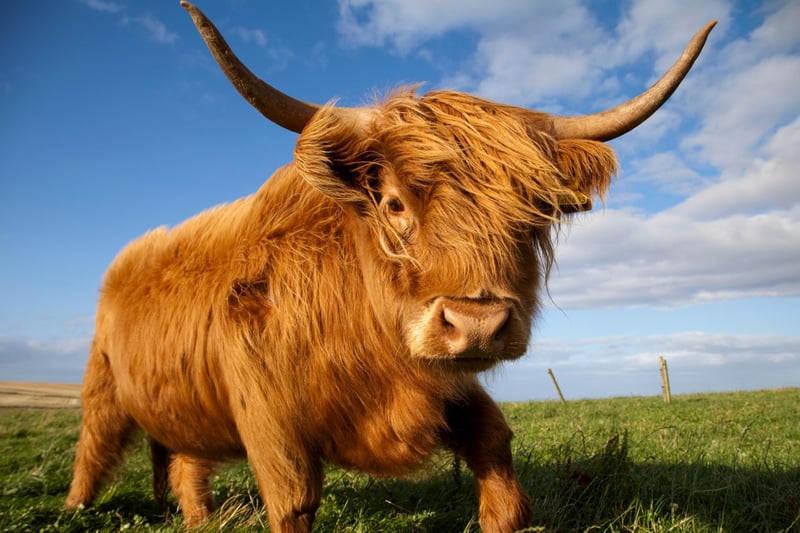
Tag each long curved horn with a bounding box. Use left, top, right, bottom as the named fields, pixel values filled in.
left=548, top=20, right=717, bottom=141
left=181, top=1, right=321, bottom=133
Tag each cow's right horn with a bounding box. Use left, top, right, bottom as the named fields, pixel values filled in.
left=546, top=20, right=716, bottom=141
left=181, top=1, right=323, bottom=133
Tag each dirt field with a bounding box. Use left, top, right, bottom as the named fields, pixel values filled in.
left=0, top=382, right=81, bottom=409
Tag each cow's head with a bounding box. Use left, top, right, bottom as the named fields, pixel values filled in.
left=182, top=2, right=714, bottom=372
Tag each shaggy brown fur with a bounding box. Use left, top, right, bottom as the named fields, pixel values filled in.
left=65, top=88, right=616, bottom=532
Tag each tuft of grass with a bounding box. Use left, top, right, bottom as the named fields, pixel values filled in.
left=1, top=388, right=798, bottom=532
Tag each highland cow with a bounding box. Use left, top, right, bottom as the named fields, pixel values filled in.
left=65, top=3, right=715, bottom=531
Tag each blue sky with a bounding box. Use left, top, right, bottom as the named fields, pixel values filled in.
left=1, top=0, right=798, bottom=401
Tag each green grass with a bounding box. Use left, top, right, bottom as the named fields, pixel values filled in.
left=1, top=388, right=798, bottom=532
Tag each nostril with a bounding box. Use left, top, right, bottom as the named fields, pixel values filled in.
left=441, top=308, right=456, bottom=331
left=493, top=309, right=511, bottom=341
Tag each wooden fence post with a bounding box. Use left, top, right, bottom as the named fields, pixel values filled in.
left=547, top=368, right=566, bottom=404
left=659, top=356, right=672, bottom=404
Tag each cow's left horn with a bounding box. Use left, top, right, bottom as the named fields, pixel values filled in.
left=181, top=1, right=322, bottom=133
left=547, top=20, right=716, bottom=141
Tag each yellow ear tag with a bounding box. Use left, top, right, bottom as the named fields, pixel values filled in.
left=557, top=191, right=593, bottom=214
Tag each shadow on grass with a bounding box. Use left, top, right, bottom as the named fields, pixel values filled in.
left=520, top=433, right=799, bottom=532
left=314, top=434, right=800, bottom=532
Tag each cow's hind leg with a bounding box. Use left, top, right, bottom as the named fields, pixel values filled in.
left=65, top=341, right=136, bottom=509
left=150, top=439, right=170, bottom=511
left=168, top=453, right=216, bottom=527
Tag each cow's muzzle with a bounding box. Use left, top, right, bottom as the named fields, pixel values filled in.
left=438, top=298, right=511, bottom=357
left=406, top=295, right=525, bottom=372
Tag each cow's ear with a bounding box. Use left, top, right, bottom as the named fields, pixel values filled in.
left=294, top=107, right=376, bottom=210
left=554, top=139, right=617, bottom=204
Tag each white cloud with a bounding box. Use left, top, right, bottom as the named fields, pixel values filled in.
left=550, top=204, right=800, bottom=309
left=749, top=1, right=800, bottom=53
left=225, top=26, right=295, bottom=72
left=471, top=37, right=601, bottom=108
left=77, top=0, right=123, bottom=14
left=77, top=0, right=178, bottom=46
left=627, top=151, right=708, bottom=196
left=122, top=13, right=178, bottom=45
left=684, top=55, right=800, bottom=171
left=677, top=117, right=800, bottom=219
left=231, top=27, right=269, bottom=47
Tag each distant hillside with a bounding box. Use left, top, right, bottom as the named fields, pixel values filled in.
left=0, top=382, right=80, bottom=408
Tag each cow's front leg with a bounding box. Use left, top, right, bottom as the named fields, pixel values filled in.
left=443, top=385, right=531, bottom=533
left=247, top=446, right=322, bottom=532
left=236, top=413, right=322, bottom=533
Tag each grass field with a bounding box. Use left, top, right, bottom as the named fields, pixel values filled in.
left=1, top=387, right=798, bottom=532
